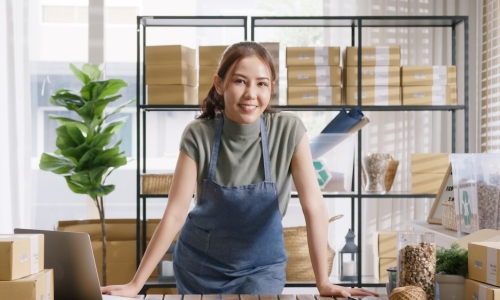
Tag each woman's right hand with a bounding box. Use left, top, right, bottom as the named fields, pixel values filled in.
left=100, top=282, right=142, bottom=298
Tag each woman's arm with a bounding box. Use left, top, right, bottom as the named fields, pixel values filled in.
left=291, top=134, right=378, bottom=298
left=101, top=151, right=197, bottom=297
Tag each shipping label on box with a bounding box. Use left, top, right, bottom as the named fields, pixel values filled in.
left=411, top=173, right=445, bottom=194
left=147, top=85, right=197, bottom=105
left=0, top=234, right=44, bottom=280
left=0, top=269, right=53, bottom=300
left=345, top=66, right=401, bottom=86
left=345, top=46, right=401, bottom=66
left=198, top=45, right=228, bottom=66
left=146, top=64, right=197, bottom=86
left=402, top=85, right=457, bottom=105
left=146, top=45, right=196, bottom=67
left=411, top=153, right=449, bottom=174
left=287, top=86, right=341, bottom=105
left=345, top=86, right=401, bottom=106
left=468, top=243, right=500, bottom=287
left=402, top=66, right=457, bottom=86
left=287, top=66, right=342, bottom=86
left=465, top=278, right=500, bottom=300
left=286, top=47, right=340, bottom=66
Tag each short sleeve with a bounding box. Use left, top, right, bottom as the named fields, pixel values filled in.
left=179, top=122, right=199, bottom=162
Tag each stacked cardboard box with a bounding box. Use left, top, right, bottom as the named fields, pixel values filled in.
left=198, top=45, right=227, bottom=104
left=410, top=153, right=449, bottom=194
left=344, top=46, right=401, bottom=105
left=286, top=46, right=342, bottom=105
left=466, top=242, right=500, bottom=299
left=261, top=43, right=280, bottom=105
left=0, top=234, right=54, bottom=300
left=401, top=66, right=457, bottom=105
left=373, top=232, right=398, bottom=282
left=145, top=45, right=197, bottom=105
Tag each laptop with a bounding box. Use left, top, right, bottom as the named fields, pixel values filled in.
left=14, top=228, right=141, bottom=300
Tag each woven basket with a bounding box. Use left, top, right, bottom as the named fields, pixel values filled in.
left=362, top=158, right=399, bottom=192
left=284, top=215, right=343, bottom=282
left=442, top=200, right=457, bottom=231
left=141, top=174, right=174, bottom=194
left=389, top=286, right=427, bottom=300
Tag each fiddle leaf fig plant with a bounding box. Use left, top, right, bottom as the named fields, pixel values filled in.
left=39, top=63, right=135, bottom=285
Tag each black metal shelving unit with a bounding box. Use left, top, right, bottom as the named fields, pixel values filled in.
left=136, top=15, right=469, bottom=292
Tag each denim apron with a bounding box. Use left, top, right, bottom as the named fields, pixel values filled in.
left=173, top=116, right=288, bottom=294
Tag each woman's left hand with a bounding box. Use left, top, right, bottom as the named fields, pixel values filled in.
left=317, top=280, right=379, bottom=298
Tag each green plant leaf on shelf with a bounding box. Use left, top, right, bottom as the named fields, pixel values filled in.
left=436, top=242, right=468, bottom=278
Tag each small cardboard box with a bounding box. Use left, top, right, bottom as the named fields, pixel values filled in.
left=198, top=84, right=212, bottom=104
left=0, top=234, right=44, bottom=281
left=287, top=66, right=342, bottom=86
left=287, top=86, right=342, bottom=105
left=410, top=153, right=449, bottom=174
left=199, top=65, right=217, bottom=85
left=198, top=45, right=228, bottom=66
left=376, top=232, right=398, bottom=258
left=468, top=243, right=500, bottom=287
left=145, top=64, right=197, bottom=86
left=465, top=278, right=500, bottom=300
left=0, top=269, right=53, bottom=300
left=374, top=257, right=397, bottom=282
left=147, top=85, right=197, bottom=105
left=411, top=173, right=445, bottom=194
left=344, top=86, right=401, bottom=106
left=286, top=46, right=341, bottom=66
left=344, top=46, right=401, bottom=66
left=145, top=45, right=196, bottom=67
left=344, top=66, right=401, bottom=86
left=402, top=85, right=457, bottom=105
left=401, top=66, right=457, bottom=86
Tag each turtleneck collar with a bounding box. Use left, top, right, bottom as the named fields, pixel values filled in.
left=222, top=113, right=261, bottom=137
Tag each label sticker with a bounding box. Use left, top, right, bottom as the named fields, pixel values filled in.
left=487, top=247, right=498, bottom=285
left=315, top=67, right=330, bottom=85
left=431, top=86, right=446, bottom=105
left=314, top=47, right=328, bottom=65
left=374, top=67, right=389, bottom=86
left=413, top=92, right=425, bottom=98
left=479, top=285, right=486, bottom=300
left=317, top=86, right=333, bottom=105
left=31, top=235, right=39, bottom=274
left=297, top=74, right=309, bottom=79
left=375, top=46, right=390, bottom=65
left=415, top=73, right=427, bottom=79
left=298, top=54, right=309, bottom=60
left=301, top=93, right=315, bottom=99
left=433, top=66, right=448, bottom=85
left=374, top=87, right=389, bottom=105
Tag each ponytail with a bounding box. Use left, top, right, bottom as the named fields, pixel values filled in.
left=198, top=85, right=223, bottom=119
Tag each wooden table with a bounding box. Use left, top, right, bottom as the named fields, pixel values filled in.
left=138, top=294, right=389, bottom=300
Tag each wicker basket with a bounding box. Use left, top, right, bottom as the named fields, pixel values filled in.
left=283, top=215, right=343, bottom=282
left=389, top=286, right=427, bottom=300
left=362, top=157, right=399, bottom=192
left=442, top=200, right=457, bottom=231
left=141, top=174, right=174, bottom=194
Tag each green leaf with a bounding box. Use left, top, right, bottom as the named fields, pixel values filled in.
left=101, top=117, right=127, bottom=134
left=61, top=144, right=92, bottom=164
left=70, top=171, right=92, bottom=186
left=436, top=242, right=468, bottom=277
left=89, top=133, right=113, bottom=149
left=55, top=125, right=84, bottom=150
left=82, top=63, right=101, bottom=81
left=39, top=153, right=76, bottom=174
left=89, top=166, right=107, bottom=185
left=48, top=115, right=89, bottom=134
left=96, top=79, right=128, bottom=100
left=80, top=81, right=101, bottom=102
left=64, top=176, right=87, bottom=194
left=104, top=98, right=136, bottom=121
left=50, top=90, right=85, bottom=110
left=70, top=63, right=91, bottom=85
left=75, top=148, right=101, bottom=171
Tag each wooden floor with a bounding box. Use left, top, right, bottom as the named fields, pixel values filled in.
left=139, top=294, right=387, bottom=300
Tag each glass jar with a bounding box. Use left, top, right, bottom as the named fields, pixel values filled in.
left=397, top=232, right=436, bottom=300
left=362, top=152, right=391, bottom=193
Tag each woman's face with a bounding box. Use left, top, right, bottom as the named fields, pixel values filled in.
left=217, top=55, right=272, bottom=124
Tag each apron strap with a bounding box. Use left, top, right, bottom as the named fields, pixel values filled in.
left=207, top=116, right=272, bottom=182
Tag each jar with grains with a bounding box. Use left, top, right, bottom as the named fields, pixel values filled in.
left=362, top=153, right=391, bottom=194
left=397, top=232, right=436, bottom=300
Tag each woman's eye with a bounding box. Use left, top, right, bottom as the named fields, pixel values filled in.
left=258, top=82, right=268, bottom=86
left=235, top=79, right=245, bottom=84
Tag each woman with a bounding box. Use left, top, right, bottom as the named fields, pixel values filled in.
left=101, top=41, right=378, bottom=298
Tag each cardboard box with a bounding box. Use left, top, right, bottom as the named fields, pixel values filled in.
left=468, top=242, right=500, bottom=287
left=374, top=257, right=397, bottom=282
left=465, top=278, right=500, bottom=300
left=410, top=153, right=449, bottom=174
left=376, top=232, right=398, bottom=258
left=402, top=86, right=457, bottom=105
left=345, top=66, right=401, bottom=86
left=401, top=66, right=457, bottom=86
left=261, top=42, right=280, bottom=105
left=456, top=230, right=500, bottom=249
left=198, top=84, right=212, bottom=104
left=345, top=46, right=401, bottom=66
left=146, top=64, right=197, bottom=86
left=411, top=173, right=445, bottom=194
left=146, top=45, right=196, bottom=67
left=0, top=234, right=44, bottom=281
left=199, top=65, right=217, bottom=85
left=287, top=66, right=342, bottom=86
left=345, top=86, right=401, bottom=106
left=198, top=45, right=228, bottom=66
left=286, top=46, right=340, bottom=66
left=0, top=269, right=53, bottom=300
left=147, top=85, right=197, bottom=105
left=287, top=86, right=341, bottom=105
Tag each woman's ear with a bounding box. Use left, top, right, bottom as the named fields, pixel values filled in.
left=213, top=75, right=223, bottom=95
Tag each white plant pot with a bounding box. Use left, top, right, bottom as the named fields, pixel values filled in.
left=435, top=274, right=465, bottom=300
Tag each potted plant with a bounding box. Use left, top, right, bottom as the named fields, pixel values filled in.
left=435, top=242, right=468, bottom=300
left=39, top=63, right=135, bottom=285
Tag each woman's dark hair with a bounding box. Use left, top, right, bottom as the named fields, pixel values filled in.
left=198, top=41, right=277, bottom=119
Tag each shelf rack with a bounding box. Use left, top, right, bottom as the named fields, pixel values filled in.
left=136, top=15, right=469, bottom=292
